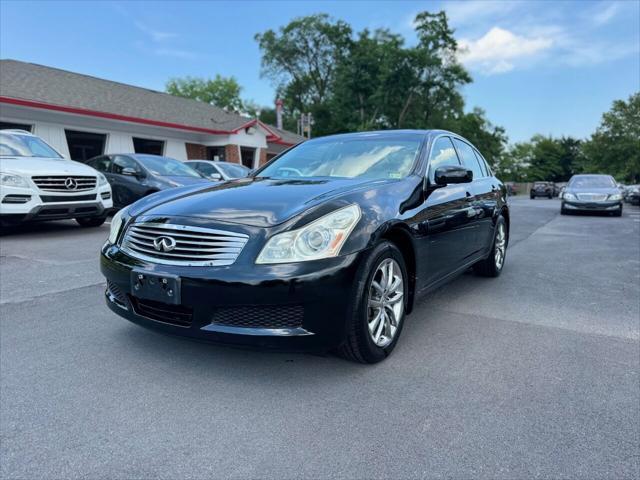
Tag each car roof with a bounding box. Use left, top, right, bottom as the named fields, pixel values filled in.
left=0, top=129, right=35, bottom=136
left=185, top=160, right=247, bottom=166
left=306, top=129, right=454, bottom=142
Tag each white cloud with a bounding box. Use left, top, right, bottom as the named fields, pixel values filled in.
left=153, top=48, right=198, bottom=60
left=443, top=0, right=521, bottom=26
left=590, top=2, right=620, bottom=26
left=458, top=27, right=554, bottom=74
left=134, top=21, right=177, bottom=42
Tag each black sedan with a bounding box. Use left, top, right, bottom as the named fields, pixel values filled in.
left=101, top=130, right=509, bottom=363
left=530, top=181, right=553, bottom=199
left=561, top=174, right=623, bottom=216
left=85, top=154, right=210, bottom=209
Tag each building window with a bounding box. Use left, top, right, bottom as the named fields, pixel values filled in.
left=65, top=129, right=106, bottom=161
left=0, top=121, right=32, bottom=132
left=206, top=146, right=226, bottom=161
left=240, top=147, right=255, bottom=169
left=133, top=137, right=165, bottom=156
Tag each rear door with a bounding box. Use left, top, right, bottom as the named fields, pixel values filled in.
left=452, top=138, right=493, bottom=256
left=412, top=136, right=477, bottom=287
left=110, top=155, right=147, bottom=207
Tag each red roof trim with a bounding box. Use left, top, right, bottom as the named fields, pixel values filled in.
left=0, top=96, right=232, bottom=135
left=0, top=96, right=299, bottom=145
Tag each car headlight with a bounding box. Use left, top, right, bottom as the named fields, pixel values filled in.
left=563, top=192, right=576, bottom=201
left=256, top=204, right=361, bottom=264
left=108, top=206, right=130, bottom=244
left=0, top=173, right=29, bottom=188
left=608, top=193, right=622, bottom=201
left=97, top=173, right=108, bottom=186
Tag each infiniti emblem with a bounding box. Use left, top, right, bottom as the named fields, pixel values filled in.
left=64, top=178, right=78, bottom=190
left=153, top=236, right=177, bottom=252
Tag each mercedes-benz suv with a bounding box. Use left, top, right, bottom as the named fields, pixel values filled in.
left=0, top=130, right=112, bottom=227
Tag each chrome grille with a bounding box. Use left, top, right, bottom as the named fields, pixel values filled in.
left=577, top=193, right=607, bottom=201
left=121, top=222, right=249, bottom=266
left=32, top=175, right=97, bottom=192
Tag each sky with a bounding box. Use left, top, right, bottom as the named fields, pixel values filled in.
left=0, top=0, right=638, bottom=142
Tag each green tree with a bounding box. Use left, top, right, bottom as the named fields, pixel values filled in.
left=582, top=93, right=640, bottom=182
left=255, top=13, right=352, bottom=129
left=497, top=142, right=534, bottom=181
left=447, top=108, right=507, bottom=168
left=166, top=75, right=244, bottom=112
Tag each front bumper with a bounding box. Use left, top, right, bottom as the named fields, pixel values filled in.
left=100, top=243, right=367, bottom=351
left=562, top=200, right=622, bottom=211
left=0, top=184, right=112, bottom=222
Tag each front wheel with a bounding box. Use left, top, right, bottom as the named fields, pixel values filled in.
left=338, top=241, right=407, bottom=364
left=76, top=216, right=106, bottom=227
left=474, top=216, right=507, bottom=277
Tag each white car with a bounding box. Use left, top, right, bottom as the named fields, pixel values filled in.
left=0, top=129, right=112, bottom=227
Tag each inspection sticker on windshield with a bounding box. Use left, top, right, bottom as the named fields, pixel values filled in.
left=389, top=173, right=402, bottom=179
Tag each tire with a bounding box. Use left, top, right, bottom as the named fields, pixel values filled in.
left=613, top=208, right=622, bottom=217
left=76, top=216, right=107, bottom=227
left=473, top=215, right=507, bottom=278
left=338, top=241, right=408, bottom=364
left=530, top=194, right=535, bottom=199
left=548, top=194, right=552, bottom=199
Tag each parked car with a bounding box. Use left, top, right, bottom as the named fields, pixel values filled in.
left=624, top=185, right=640, bottom=205
left=101, top=129, right=509, bottom=363
left=0, top=129, right=112, bottom=227
left=530, top=181, right=553, bottom=199
left=553, top=182, right=567, bottom=197
left=185, top=160, right=250, bottom=181
left=505, top=182, right=518, bottom=196
left=85, top=154, right=209, bottom=209
left=561, top=174, right=623, bottom=216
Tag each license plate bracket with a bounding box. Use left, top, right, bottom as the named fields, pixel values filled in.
left=131, top=270, right=181, bottom=305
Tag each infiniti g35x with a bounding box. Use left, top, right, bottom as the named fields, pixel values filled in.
left=101, top=130, right=509, bottom=363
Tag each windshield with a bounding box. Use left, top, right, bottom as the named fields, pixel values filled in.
left=569, top=175, right=616, bottom=188
left=257, top=134, right=423, bottom=180
left=0, top=132, right=62, bottom=158
left=217, top=162, right=250, bottom=178
left=137, top=155, right=202, bottom=177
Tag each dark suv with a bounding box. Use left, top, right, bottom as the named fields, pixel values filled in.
left=530, top=181, right=553, bottom=199
left=85, top=154, right=210, bottom=209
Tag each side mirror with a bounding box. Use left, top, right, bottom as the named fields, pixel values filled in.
left=121, top=167, right=139, bottom=177
left=434, top=165, right=473, bottom=186
left=209, top=173, right=222, bottom=181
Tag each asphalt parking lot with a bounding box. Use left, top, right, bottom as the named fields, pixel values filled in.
left=1, top=197, right=639, bottom=479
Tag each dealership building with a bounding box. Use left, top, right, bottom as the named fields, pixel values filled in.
left=0, top=59, right=303, bottom=167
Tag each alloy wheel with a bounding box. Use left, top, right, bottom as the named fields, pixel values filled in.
left=367, top=258, right=404, bottom=348
left=494, top=223, right=506, bottom=270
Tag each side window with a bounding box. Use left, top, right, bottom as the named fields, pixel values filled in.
left=88, top=156, right=111, bottom=173
left=453, top=139, right=484, bottom=180
left=112, top=155, right=141, bottom=175
left=473, top=149, right=489, bottom=177
left=198, top=163, right=216, bottom=175
left=427, top=136, right=460, bottom=181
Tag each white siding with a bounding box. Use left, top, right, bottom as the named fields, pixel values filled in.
left=106, top=132, right=134, bottom=154
left=164, top=139, right=187, bottom=161
left=33, top=122, right=71, bottom=158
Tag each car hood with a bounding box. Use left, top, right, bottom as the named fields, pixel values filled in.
left=0, top=157, right=99, bottom=176
left=134, top=176, right=393, bottom=227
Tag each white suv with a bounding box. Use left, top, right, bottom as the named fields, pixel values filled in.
left=0, top=129, right=112, bottom=227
